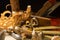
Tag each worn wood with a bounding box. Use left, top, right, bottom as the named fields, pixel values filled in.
left=31, top=15, right=51, bottom=26
left=10, top=0, right=20, bottom=12
left=36, top=1, right=53, bottom=16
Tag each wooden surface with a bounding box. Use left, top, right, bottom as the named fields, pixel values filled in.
left=36, top=1, right=53, bottom=16
left=10, top=0, right=20, bottom=12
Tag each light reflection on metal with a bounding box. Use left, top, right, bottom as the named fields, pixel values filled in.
left=0, top=5, right=31, bottom=30
left=51, top=36, right=60, bottom=40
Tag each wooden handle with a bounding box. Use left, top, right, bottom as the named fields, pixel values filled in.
left=10, top=0, right=20, bottom=12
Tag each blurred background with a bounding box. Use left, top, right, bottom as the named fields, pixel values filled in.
left=0, top=0, right=60, bottom=17
left=0, top=0, right=47, bottom=13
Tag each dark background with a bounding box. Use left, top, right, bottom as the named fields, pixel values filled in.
left=0, top=0, right=47, bottom=13
left=0, top=0, right=60, bottom=18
